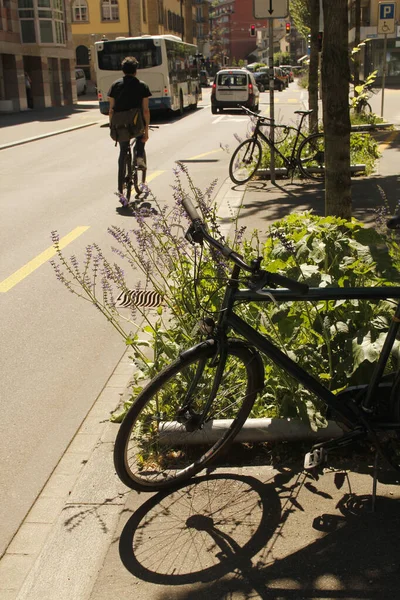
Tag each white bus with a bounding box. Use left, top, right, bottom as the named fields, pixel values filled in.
left=94, top=35, right=202, bottom=116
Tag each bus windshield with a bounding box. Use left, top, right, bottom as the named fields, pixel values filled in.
left=97, top=39, right=162, bottom=71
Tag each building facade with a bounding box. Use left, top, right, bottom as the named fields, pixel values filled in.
left=72, top=0, right=197, bottom=83
left=0, top=0, right=76, bottom=112
left=348, top=0, right=400, bottom=85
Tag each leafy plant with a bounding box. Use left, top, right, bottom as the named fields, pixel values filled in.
left=51, top=170, right=400, bottom=430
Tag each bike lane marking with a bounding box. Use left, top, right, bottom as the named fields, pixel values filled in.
left=378, top=129, right=399, bottom=152
left=0, top=226, right=90, bottom=293
left=186, top=148, right=223, bottom=160
left=146, top=170, right=165, bottom=183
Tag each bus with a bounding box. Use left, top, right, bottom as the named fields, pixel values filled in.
left=94, top=35, right=202, bottom=116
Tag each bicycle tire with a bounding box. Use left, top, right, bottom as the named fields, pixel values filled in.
left=114, top=339, right=262, bottom=491
left=122, top=149, right=133, bottom=200
left=297, top=132, right=325, bottom=181
left=133, top=148, right=147, bottom=195
left=229, top=138, right=262, bottom=185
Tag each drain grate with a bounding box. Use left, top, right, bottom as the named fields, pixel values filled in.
left=116, top=289, right=164, bottom=308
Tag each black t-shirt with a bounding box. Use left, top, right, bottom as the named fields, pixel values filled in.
left=107, top=76, right=152, bottom=112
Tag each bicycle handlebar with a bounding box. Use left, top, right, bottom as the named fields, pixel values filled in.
left=181, top=197, right=309, bottom=295
left=241, top=106, right=274, bottom=124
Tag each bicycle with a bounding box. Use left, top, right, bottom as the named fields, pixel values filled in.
left=114, top=197, right=400, bottom=492
left=351, top=81, right=378, bottom=115
left=229, top=107, right=325, bottom=185
left=120, top=125, right=158, bottom=202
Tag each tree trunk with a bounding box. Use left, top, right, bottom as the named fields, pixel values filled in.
left=322, top=0, right=352, bottom=219
left=308, top=0, right=319, bottom=133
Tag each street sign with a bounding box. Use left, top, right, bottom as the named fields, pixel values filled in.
left=253, top=0, right=288, bottom=19
left=378, top=2, right=396, bottom=34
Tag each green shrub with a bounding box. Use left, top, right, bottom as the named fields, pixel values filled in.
left=51, top=169, right=399, bottom=429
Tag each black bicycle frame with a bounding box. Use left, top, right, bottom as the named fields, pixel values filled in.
left=214, top=263, right=400, bottom=421
left=253, top=112, right=309, bottom=171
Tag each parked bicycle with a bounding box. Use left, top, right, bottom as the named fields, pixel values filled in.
left=114, top=197, right=400, bottom=492
left=229, top=107, right=325, bottom=185
left=351, top=81, right=378, bottom=115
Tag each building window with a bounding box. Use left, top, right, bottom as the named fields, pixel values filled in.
left=101, top=0, right=118, bottom=21
left=18, top=0, right=65, bottom=44
left=142, top=0, right=146, bottom=23
left=72, top=0, right=88, bottom=22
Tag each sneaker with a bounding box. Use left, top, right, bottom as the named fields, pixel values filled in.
left=136, top=157, right=146, bottom=169
left=115, top=192, right=129, bottom=207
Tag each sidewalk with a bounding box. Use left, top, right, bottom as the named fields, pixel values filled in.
left=1, top=116, right=400, bottom=600
left=0, top=95, right=107, bottom=150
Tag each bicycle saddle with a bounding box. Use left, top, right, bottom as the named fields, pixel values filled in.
left=294, top=109, right=313, bottom=115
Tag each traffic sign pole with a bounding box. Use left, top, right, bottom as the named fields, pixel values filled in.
left=269, top=19, right=275, bottom=184
left=381, top=34, right=387, bottom=117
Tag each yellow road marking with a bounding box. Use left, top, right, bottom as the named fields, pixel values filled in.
left=378, top=129, right=398, bottom=152
left=0, top=226, right=90, bottom=293
left=187, top=148, right=223, bottom=160
left=288, top=98, right=299, bottom=103
left=146, top=170, right=165, bottom=183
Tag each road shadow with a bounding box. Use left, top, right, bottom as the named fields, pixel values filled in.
left=238, top=174, right=400, bottom=232
left=0, top=102, right=100, bottom=128
left=117, top=463, right=400, bottom=600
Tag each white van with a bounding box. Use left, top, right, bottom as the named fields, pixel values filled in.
left=211, top=68, right=260, bottom=114
left=75, top=68, right=87, bottom=95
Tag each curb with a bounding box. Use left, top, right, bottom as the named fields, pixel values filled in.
left=0, top=121, right=99, bottom=151
left=0, top=347, right=133, bottom=600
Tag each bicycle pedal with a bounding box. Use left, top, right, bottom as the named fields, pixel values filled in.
left=304, top=447, right=327, bottom=471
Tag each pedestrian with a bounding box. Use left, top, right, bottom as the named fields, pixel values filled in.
left=107, top=57, right=151, bottom=202
left=25, top=72, right=33, bottom=109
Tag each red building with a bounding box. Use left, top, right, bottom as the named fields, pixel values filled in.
left=211, top=0, right=273, bottom=63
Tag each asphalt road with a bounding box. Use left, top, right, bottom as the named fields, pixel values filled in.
left=0, top=83, right=311, bottom=556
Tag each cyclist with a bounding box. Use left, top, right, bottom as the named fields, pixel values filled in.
left=107, top=56, right=151, bottom=201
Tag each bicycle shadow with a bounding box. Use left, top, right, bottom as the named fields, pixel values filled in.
left=117, top=467, right=400, bottom=599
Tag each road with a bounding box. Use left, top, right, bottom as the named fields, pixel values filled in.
left=0, top=83, right=309, bottom=555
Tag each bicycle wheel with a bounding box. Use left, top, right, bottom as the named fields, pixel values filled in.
left=114, top=339, right=261, bottom=491
left=122, top=149, right=133, bottom=200
left=378, top=374, right=400, bottom=472
left=297, top=132, right=325, bottom=181
left=133, top=148, right=147, bottom=195
left=229, top=138, right=262, bottom=185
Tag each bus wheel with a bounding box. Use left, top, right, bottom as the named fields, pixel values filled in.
left=191, top=90, right=198, bottom=110
left=178, top=92, right=184, bottom=116
left=211, top=106, right=217, bottom=114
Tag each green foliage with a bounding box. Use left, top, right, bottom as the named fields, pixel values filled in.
left=349, top=132, right=381, bottom=175
left=239, top=213, right=400, bottom=429
left=274, top=52, right=291, bottom=66
left=289, top=0, right=311, bottom=39
left=51, top=170, right=399, bottom=431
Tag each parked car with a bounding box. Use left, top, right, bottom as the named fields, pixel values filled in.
left=211, top=68, right=260, bottom=114
left=253, top=71, right=269, bottom=92
left=277, top=67, right=289, bottom=88
left=280, top=66, right=294, bottom=83
left=258, top=67, right=286, bottom=91
left=75, top=68, right=87, bottom=95
left=199, top=70, right=209, bottom=87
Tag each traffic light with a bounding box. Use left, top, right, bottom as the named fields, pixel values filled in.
left=307, top=34, right=311, bottom=49
left=285, top=22, right=291, bottom=34
left=223, top=55, right=229, bottom=66
left=317, top=31, right=323, bottom=52
left=250, top=24, right=256, bottom=37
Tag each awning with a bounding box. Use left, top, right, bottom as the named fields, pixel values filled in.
left=298, top=55, right=309, bottom=63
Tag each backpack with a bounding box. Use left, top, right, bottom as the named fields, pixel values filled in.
left=110, top=107, right=144, bottom=144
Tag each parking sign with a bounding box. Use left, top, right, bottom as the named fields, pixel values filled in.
left=378, top=2, right=396, bottom=34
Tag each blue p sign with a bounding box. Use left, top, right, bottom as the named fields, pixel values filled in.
left=380, top=3, right=395, bottom=19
